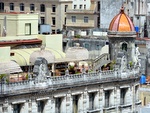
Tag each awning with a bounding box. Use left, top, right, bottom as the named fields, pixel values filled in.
left=10, top=48, right=66, bottom=66
left=0, top=61, right=22, bottom=74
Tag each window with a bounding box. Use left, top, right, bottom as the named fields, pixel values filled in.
left=89, top=93, right=95, bottom=110
left=122, top=43, right=127, bottom=51
left=64, top=17, right=66, bottom=24
left=10, top=3, right=14, bottom=11
left=105, top=90, right=110, bottom=107
left=25, top=23, right=31, bottom=35
left=37, top=101, right=44, bottom=113
left=0, top=2, right=4, bottom=11
left=72, top=16, right=76, bottom=22
left=20, top=3, right=24, bottom=11
left=52, top=5, right=56, bottom=12
left=84, top=17, right=88, bottom=23
left=55, top=98, right=62, bottom=113
left=40, top=4, right=45, bottom=12
left=97, top=17, right=100, bottom=27
left=96, top=44, right=100, bottom=50
left=52, top=29, right=55, bottom=34
left=73, top=95, right=79, bottom=113
left=79, top=5, right=82, bottom=9
left=13, top=104, right=21, bottom=113
left=41, top=17, right=45, bottom=24
left=10, top=52, right=15, bottom=56
left=120, top=88, right=127, bottom=105
left=97, top=1, right=100, bottom=11
left=84, top=43, right=89, bottom=49
left=30, top=4, right=35, bottom=11
left=144, top=97, right=146, bottom=106
left=84, top=5, right=86, bottom=9
left=65, top=5, right=68, bottom=12
left=74, top=5, right=77, bottom=9
left=52, top=17, right=56, bottom=25
left=135, top=86, right=139, bottom=102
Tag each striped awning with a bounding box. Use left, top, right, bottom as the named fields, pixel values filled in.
left=0, top=61, right=22, bottom=74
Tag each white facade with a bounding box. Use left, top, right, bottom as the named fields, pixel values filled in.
left=72, top=0, right=91, bottom=9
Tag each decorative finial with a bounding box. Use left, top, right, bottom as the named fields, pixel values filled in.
left=120, top=5, right=124, bottom=13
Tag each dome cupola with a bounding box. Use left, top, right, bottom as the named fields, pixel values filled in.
left=30, top=45, right=55, bottom=65
left=66, top=43, right=89, bottom=60
left=109, top=7, right=135, bottom=32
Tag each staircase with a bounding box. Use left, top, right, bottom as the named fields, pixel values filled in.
left=93, top=53, right=110, bottom=71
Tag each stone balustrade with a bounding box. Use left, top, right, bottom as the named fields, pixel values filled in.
left=0, top=69, right=140, bottom=95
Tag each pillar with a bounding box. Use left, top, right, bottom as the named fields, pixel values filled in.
left=31, top=100, right=38, bottom=113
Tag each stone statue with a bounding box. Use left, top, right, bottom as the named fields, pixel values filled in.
left=121, top=56, right=127, bottom=72
left=33, top=57, right=50, bottom=82
left=134, top=47, right=141, bottom=67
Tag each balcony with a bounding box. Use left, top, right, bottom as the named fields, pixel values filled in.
left=135, top=99, right=142, bottom=105
left=120, top=100, right=132, bottom=108
left=66, top=9, right=96, bottom=14
left=103, top=103, right=116, bottom=110
left=66, top=22, right=95, bottom=28
left=87, top=109, right=101, bottom=113
left=0, top=68, right=140, bottom=96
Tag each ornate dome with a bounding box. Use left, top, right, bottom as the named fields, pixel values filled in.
left=30, top=46, right=55, bottom=65
left=109, top=7, right=135, bottom=32
left=66, top=43, right=89, bottom=60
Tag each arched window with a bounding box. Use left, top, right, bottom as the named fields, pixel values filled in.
left=20, top=3, right=24, bottom=11
left=30, top=4, right=35, bottom=11
left=122, top=43, right=127, bottom=51
left=10, top=3, right=14, bottom=11
left=0, top=2, right=4, bottom=12
left=40, top=4, right=45, bottom=12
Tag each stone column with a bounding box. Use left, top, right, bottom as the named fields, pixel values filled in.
left=83, top=91, right=88, bottom=113
left=94, top=91, right=99, bottom=109
left=132, top=85, right=135, bottom=112
left=99, top=88, right=104, bottom=113
left=78, top=94, right=83, bottom=113
left=66, top=93, right=72, bottom=113
left=7, top=104, right=12, bottom=113
left=51, top=98, right=55, bottom=113
left=31, top=100, right=38, bottom=113
left=61, top=97, right=66, bottom=113
left=115, top=86, right=120, bottom=113
left=21, top=102, right=28, bottom=113
left=44, top=99, right=51, bottom=113
left=28, top=100, right=32, bottom=113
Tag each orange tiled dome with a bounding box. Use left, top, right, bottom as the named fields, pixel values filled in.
left=109, top=7, right=135, bottom=32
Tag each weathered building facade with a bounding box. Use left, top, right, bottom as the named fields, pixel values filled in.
left=0, top=7, right=142, bottom=113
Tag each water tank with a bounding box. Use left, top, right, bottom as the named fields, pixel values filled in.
left=135, top=26, right=139, bottom=33
left=140, top=74, right=146, bottom=84
left=40, top=24, right=51, bottom=34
